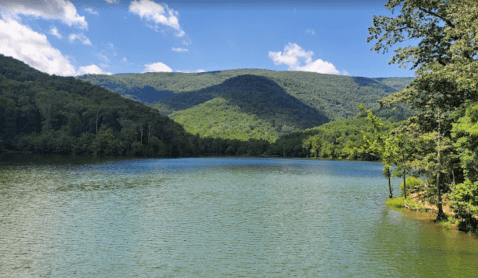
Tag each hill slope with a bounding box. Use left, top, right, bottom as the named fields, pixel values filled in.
left=169, top=75, right=329, bottom=141
left=0, top=54, right=196, bottom=156
left=78, top=69, right=413, bottom=141
left=78, top=70, right=411, bottom=119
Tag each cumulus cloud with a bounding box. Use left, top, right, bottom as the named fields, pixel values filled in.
left=142, top=62, right=173, bottom=73
left=68, top=33, right=92, bottom=45
left=0, top=18, right=77, bottom=76
left=105, top=0, right=118, bottom=3
left=49, top=26, right=62, bottom=39
left=268, top=43, right=346, bottom=75
left=0, top=18, right=108, bottom=76
left=78, top=64, right=111, bottom=75
left=172, top=47, right=188, bottom=52
left=0, top=0, right=88, bottom=29
left=129, top=0, right=185, bottom=37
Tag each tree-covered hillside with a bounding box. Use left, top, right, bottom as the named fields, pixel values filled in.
left=0, top=54, right=197, bottom=156
left=169, top=75, right=329, bottom=141
left=78, top=69, right=413, bottom=121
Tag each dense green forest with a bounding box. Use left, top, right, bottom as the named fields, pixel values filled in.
left=79, top=69, right=412, bottom=141
left=77, top=69, right=413, bottom=109
left=0, top=53, right=389, bottom=158
left=175, top=116, right=397, bottom=160
left=169, top=75, right=329, bottom=141
left=0, top=54, right=196, bottom=157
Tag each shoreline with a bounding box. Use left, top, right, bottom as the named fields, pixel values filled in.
left=390, top=194, right=478, bottom=237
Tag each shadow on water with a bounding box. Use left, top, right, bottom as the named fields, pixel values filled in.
left=0, top=153, right=144, bottom=167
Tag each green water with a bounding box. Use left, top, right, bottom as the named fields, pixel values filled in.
left=0, top=155, right=477, bottom=277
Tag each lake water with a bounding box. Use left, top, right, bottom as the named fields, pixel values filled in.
left=1, top=155, right=477, bottom=277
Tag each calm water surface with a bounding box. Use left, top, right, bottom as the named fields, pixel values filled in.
left=0, top=155, right=477, bottom=277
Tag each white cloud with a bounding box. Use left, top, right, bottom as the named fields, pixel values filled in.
left=129, top=0, right=185, bottom=37
left=172, top=47, right=188, bottom=53
left=142, top=62, right=172, bottom=73
left=0, top=18, right=77, bottom=76
left=305, top=29, right=315, bottom=35
left=0, top=18, right=109, bottom=76
left=49, top=26, right=62, bottom=39
left=0, top=0, right=88, bottom=29
left=176, top=69, right=206, bottom=73
left=268, top=43, right=344, bottom=75
left=68, top=33, right=92, bottom=45
left=78, top=64, right=112, bottom=75
left=294, top=59, right=340, bottom=75
left=84, top=7, right=98, bottom=16
left=121, top=57, right=128, bottom=63
left=105, top=0, right=118, bottom=3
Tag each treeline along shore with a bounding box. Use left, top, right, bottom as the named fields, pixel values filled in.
left=0, top=53, right=399, bottom=159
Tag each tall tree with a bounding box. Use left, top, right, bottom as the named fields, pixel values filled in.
left=369, top=0, right=478, bottom=221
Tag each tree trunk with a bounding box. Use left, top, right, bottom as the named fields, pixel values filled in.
left=389, top=176, right=393, bottom=199
left=436, top=172, right=446, bottom=221
left=436, top=116, right=446, bottom=221
left=403, top=169, right=406, bottom=199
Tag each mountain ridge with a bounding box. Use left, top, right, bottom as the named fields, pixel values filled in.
left=78, top=69, right=413, bottom=141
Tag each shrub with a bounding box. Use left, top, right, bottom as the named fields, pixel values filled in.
left=386, top=197, right=404, bottom=208
left=400, top=176, right=424, bottom=190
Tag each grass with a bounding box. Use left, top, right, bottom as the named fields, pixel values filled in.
left=405, top=197, right=426, bottom=211
left=386, top=197, right=404, bottom=208
left=385, top=197, right=426, bottom=211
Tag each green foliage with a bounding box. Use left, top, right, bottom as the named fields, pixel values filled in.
left=0, top=54, right=198, bottom=157
left=386, top=197, right=404, bottom=208
left=453, top=180, right=478, bottom=214
left=383, top=165, right=391, bottom=178
left=171, top=97, right=278, bottom=142
left=369, top=0, right=478, bottom=222
left=452, top=102, right=478, bottom=182
left=452, top=180, right=478, bottom=233
left=374, top=77, right=413, bottom=91
left=79, top=70, right=413, bottom=136
left=400, top=176, right=424, bottom=190
left=169, top=75, right=329, bottom=142
left=262, top=117, right=392, bottom=159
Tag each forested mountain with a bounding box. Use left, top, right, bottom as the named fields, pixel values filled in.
left=0, top=54, right=197, bottom=156
left=78, top=70, right=412, bottom=141
left=168, top=75, right=329, bottom=141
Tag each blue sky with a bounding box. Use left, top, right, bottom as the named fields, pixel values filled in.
left=0, top=0, right=414, bottom=78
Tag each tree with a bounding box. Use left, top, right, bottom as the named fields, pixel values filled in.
left=370, top=0, right=478, bottom=112
left=358, top=104, right=408, bottom=199
left=369, top=0, right=478, bottom=221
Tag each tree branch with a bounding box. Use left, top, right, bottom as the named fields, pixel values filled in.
left=418, top=7, right=455, bottom=28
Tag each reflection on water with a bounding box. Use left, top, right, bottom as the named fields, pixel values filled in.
left=0, top=155, right=477, bottom=277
